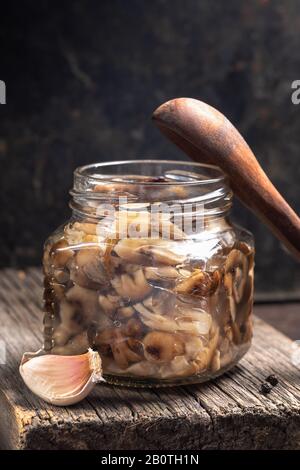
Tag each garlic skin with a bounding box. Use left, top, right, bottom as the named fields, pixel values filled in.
left=19, top=349, right=103, bottom=406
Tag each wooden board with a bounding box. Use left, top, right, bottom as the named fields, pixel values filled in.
left=0, top=268, right=300, bottom=450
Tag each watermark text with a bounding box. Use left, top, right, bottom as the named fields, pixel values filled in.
left=0, top=80, right=6, bottom=104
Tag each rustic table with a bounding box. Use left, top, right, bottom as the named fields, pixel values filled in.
left=0, top=268, right=300, bottom=450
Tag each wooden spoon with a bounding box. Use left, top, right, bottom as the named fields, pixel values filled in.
left=152, top=98, right=300, bottom=261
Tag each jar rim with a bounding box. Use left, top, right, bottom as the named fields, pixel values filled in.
left=74, top=159, right=226, bottom=186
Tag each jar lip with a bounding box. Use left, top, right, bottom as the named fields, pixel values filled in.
left=74, top=159, right=226, bottom=186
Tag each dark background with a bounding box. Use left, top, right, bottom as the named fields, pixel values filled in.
left=0, top=0, right=299, bottom=299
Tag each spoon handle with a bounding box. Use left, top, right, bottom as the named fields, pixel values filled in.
left=153, top=98, right=300, bottom=261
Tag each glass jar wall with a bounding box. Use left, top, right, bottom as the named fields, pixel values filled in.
left=43, top=161, right=254, bottom=386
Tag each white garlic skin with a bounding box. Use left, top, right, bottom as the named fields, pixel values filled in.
left=19, top=349, right=102, bottom=406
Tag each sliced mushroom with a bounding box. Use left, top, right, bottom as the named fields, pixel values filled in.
left=191, top=326, right=219, bottom=373
left=52, top=331, right=89, bottom=355
left=191, top=348, right=210, bottom=373
left=209, top=284, right=235, bottom=325
left=94, top=327, right=143, bottom=369
left=64, top=227, right=84, bottom=245
left=66, top=284, right=100, bottom=323
left=122, top=318, right=145, bottom=338
left=53, top=323, right=83, bottom=347
left=138, top=245, right=186, bottom=266
left=231, top=322, right=242, bottom=345
left=123, top=263, right=141, bottom=274
left=211, top=350, right=221, bottom=373
left=110, top=343, right=137, bottom=369
left=83, top=234, right=101, bottom=243
left=219, top=333, right=232, bottom=356
left=72, top=222, right=98, bottom=236
left=53, top=299, right=83, bottom=346
left=220, top=350, right=234, bottom=369
left=114, top=238, right=149, bottom=264
left=183, top=335, right=204, bottom=360
left=94, top=327, right=115, bottom=347
left=235, top=273, right=254, bottom=325
left=98, top=293, right=121, bottom=318
left=111, top=330, right=143, bottom=369
left=114, top=237, right=186, bottom=266
left=70, top=247, right=107, bottom=289
left=240, top=317, right=253, bottom=344
left=135, top=303, right=211, bottom=336
left=234, top=241, right=251, bottom=254
left=64, top=222, right=100, bottom=245
left=143, top=290, right=176, bottom=316
left=53, top=325, right=73, bottom=348
left=143, top=331, right=185, bottom=364
left=158, top=356, right=195, bottom=379
left=144, top=266, right=181, bottom=281
left=114, top=238, right=164, bottom=264
left=175, top=269, right=220, bottom=297
left=126, top=337, right=144, bottom=356
left=111, top=269, right=152, bottom=301
left=224, top=249, right=248, bottom=304
left=228, top=295, right=236, bottom=323
left=232, top=317, right=253, bottom=346
left=175, top=306, right=212, bottom=335
left=224, top=324, right=234, bottom=342
left=116, top=306, right=135, bottom=319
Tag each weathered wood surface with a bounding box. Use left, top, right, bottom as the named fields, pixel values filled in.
left=0, top=268, right=300, bottom=450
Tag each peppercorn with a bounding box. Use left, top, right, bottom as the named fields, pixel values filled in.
left=260, top=382, right=272, bottom=395
left=266, top=374, right=278, bottom=387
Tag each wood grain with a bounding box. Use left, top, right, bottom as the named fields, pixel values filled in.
left=152, top=98, right=300, bottom=261
left=0, top=268, right=300, bottom=450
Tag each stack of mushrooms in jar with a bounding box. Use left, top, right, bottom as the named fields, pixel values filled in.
left=20, top=92, right=300, bottom=401
left=41, top=162, right=254, bottom=387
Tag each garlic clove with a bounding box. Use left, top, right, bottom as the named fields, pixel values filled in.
left=19, top=349, right=103, bottom=406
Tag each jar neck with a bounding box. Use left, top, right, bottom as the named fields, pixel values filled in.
left=69, top=161, right=233, bottom=226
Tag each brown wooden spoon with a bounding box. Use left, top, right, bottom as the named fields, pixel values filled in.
left=152, top=98, right=300, bottom=261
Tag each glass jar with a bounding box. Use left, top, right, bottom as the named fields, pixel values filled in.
left=43, top=160, right=254, bottom=387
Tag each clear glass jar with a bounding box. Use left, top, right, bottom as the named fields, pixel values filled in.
left=43, top=160, right=254, bottom=387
